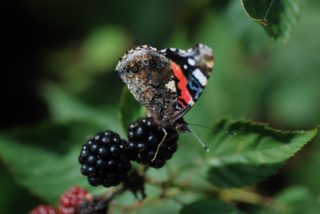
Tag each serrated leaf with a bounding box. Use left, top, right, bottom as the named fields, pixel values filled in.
left=118, top=86, right=144, bottom=133
left=180, top=199, right=241, bottom=214
left=205, top=119, right=318, bottom=188
left=0, top=122, right=104, bottom=204
left=241, top=0, right=305, bottom=40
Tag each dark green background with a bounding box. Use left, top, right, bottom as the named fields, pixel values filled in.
left=1, top=0, right=319, bottom=213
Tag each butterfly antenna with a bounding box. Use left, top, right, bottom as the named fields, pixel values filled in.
left=188, top=123, right=212, bottom=129
left=187, top=126, right=210, bottom=152
left=151, top=128, right=167, bottom=162
left=189, top=123, right=237, bottom=136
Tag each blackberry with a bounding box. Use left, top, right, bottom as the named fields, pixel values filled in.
left=59, top=186, right=89, bottom=214
left=127, top=117, right=178, bottom=168
left=29, top=205, right=57, bottom=214
left=79, top=131, right=131, bottom=187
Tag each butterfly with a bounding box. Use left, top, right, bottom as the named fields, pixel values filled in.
left=116, top=44, right=214, bottom=132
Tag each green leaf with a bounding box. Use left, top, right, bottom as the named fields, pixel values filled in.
left=205, top=119, right=318, bottom=188
left=180, top=199, right=241, bottom=214
left=47, top=26, right=130, bottom=93
left=118, top=86, right=144, bottom=133
left=83, top=27, right=129, bottom=72
left=130, top=198, right=181, bottom=214
left=257, top=186, right=320, bottom=214
left=42, top=83, right=121, bottom=133
left=0, top=122, right=104, bottom=204
left=275, top=186, right=320, bottom=213
left=241, top=0, right=305, bottom=40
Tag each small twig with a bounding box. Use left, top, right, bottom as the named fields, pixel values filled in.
left=219, top=188, right=273, bottom=206
left=100, top=186, right=126, bottom=202
left=146, top=176, right=274, bottom=207
left=104, top=169, right=274, bottom=213
left=141, top=165, right=149, bottom=175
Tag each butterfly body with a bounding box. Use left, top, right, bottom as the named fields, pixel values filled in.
left=116, top=44, right=214, bottom=132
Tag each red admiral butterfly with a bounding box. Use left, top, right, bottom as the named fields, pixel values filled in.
left=116, top=44, right=214, bottom=133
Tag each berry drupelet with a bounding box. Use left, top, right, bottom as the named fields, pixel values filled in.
left=59, top=186, right=89, bottom=214
left=29, top=205, right=57, bottom=214
left=127, top=117, right=178, bottom=168
left=79, top=131, right=132, bottom=187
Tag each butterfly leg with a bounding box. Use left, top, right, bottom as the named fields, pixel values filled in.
left=174, top=104, right=192, bottom=121
left=151, top=128, right=167, bottom=162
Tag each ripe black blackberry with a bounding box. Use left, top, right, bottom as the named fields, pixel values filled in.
left=79, top=131, right=131, bottom=187
left=127, top=117, right=178, bottom=168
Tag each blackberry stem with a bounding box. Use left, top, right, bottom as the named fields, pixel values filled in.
left=100, top=186, right=126, bottom=202
left=145, top=176, right=273, bottom=207
left=102, top=171, right=273, bottom=212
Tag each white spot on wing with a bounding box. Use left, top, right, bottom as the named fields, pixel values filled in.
left=192, top=68, right=207, bottom=86
left=183, top=64, right=188, bottom=69
left=188, top=58, right=195, bottom=66
left=165, top=80, right=177, bottom=92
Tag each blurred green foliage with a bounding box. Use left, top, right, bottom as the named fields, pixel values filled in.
left=1, top=0, right=320, bottom=213
left=241, top=0, right=305, bottom=40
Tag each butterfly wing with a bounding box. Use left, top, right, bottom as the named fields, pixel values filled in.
left=160, top=44, right=214, bottom=120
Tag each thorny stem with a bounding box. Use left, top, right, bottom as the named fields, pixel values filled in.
left=108, top=170, right=274, bottom=212
left=145, top=176, right=273, bottom=207
left=146, top=177, right=218, bottom=196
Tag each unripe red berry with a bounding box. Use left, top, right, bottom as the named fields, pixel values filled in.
left=59, top=186, right=89, bottom=214
left=29, top=205, right=57, bottom=214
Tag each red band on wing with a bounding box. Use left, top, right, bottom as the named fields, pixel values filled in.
left=170, top=61, right=192, bottom=107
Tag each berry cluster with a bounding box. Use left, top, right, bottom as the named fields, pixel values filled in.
left=29, top=187, right=94, bottom=214
left=127, top=117, right=178, bottom=168
left=79, top=131, right=132, bottom=187
left=30, top=205, right=57, bottom=214
left=78, top=117, right=179, bottom=188
left=59, top=186, right=89, bottom=214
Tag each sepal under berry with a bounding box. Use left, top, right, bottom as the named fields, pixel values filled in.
left=77, top=196, right=109, bottom=214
